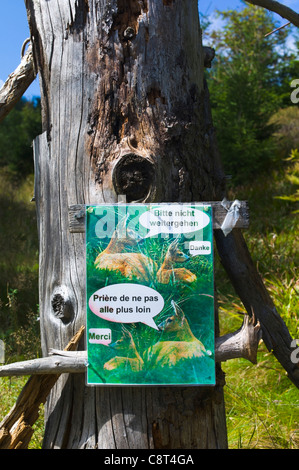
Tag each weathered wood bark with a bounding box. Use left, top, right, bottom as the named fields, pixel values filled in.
left=0, top=352, right=87, bottom=377
left=26, top=0, right=228, bottom=449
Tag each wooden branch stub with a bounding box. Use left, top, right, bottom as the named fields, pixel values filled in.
left=215, top=314, right=262, bottom=364
left=68, top=201, right=249, bottom=233
left=0, top=44, right=36, bottom=124
left=203, top=47, right=216, bottom=68
left=0, top=354, right=87, bottom=377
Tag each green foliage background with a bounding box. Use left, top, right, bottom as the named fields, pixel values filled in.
left=204, top=3, right=299, bottom=184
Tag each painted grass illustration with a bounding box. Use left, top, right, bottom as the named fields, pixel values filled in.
left=86, top=205, right=215, bottom=385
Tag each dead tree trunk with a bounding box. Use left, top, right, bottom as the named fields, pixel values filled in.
left=24, top=0, right=299, bottom=450
left=26, top=0, right=228, bottom=449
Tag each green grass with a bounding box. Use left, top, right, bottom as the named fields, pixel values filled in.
left=0, top=166, right=298, bottom=449
left=0, top=169, right=42, bottom=448
left=0, top=169, right=40, bottom=362
left=0, top=376, right=44, bottom=449
left=223, top=350, right=299, bottom=449
left=217, top=168, right=299, bottom=449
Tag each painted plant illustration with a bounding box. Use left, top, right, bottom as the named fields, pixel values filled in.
left=86, top=204, right=215, bottom=385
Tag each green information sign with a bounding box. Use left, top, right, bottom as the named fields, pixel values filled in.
left=86, top=203, right=215, bottom=386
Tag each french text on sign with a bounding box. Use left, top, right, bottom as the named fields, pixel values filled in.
left=89, top=284, right=164, bottom=330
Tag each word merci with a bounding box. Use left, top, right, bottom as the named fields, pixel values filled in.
left=89, top=284, right=164, bottom=330
left=89, top=328, right=111, bottom=345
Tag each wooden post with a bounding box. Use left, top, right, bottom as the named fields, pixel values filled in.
left=26, top=0, right=229, bottom=449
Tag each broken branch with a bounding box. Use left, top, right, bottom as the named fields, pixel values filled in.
left=215, top=314, right=261, bottom=363
left=265, top=21, right=291, bottom=37
left=0, top=354, right=86, bottom=377
left=246, top=0, right=299, bottom=28
left=0, top=41, right=36, bottom=124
